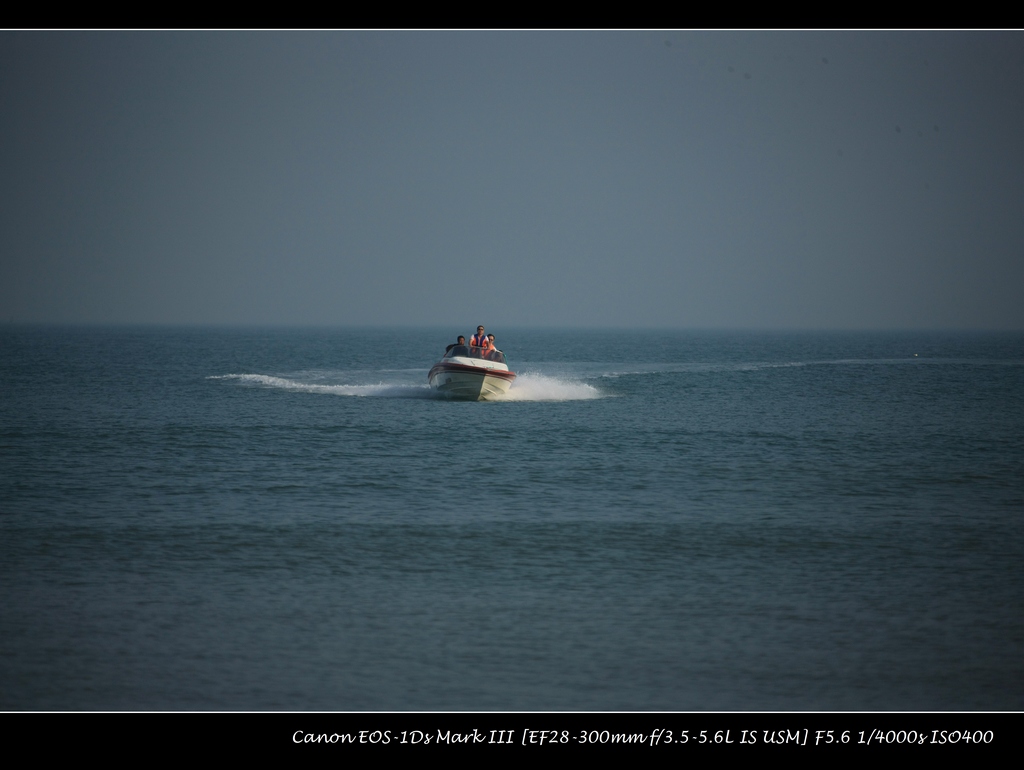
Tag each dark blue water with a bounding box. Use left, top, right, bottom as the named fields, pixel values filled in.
left=1, top=327, right=1022, bottom=709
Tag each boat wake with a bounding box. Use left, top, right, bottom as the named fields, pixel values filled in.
left=210, top=374, right=434, bottom=398
left=211, top=372, right=603, bottom=402
left=498, top=372, right=602, bottom=401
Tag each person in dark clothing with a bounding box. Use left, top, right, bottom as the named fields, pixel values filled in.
left=445, top=335, right=467, bottom=354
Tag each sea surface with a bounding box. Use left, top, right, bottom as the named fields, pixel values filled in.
left=1, top=326, right=1022, bottom=710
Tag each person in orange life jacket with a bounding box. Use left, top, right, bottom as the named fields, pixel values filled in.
left=470, top=326, right=488, bottom=357
left=484, top=334, right=502, bottom=360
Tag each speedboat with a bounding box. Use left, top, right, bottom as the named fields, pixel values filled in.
left=428, top=344, right=516, bottom=400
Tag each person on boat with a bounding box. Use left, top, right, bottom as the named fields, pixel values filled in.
left=479, top=334, right=495, bottom=356
left=445, top=336, right=467, bottom=354
left=470, top=326, right=487, bottom=358
left=485, top=334, right=502, bottom=361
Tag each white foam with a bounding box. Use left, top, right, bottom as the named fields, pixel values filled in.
left=496, top=372, right=603, bottom=401
left=211, top=371, right=603, bottom=402
left=210, top=374, right=433, bottom=398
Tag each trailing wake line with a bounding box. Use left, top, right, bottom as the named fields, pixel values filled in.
left=210, top=372, right=603, bottom=402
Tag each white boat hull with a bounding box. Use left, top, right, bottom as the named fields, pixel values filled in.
left=428, top=360, right=516, bottom=400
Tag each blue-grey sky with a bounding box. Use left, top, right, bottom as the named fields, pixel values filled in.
left=2, top=31, right=1022, bottom=328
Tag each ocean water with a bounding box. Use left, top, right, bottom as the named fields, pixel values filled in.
left=1, top=326, right=1022, bottom=710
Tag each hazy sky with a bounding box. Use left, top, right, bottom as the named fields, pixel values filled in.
left=2, top=31, right=1022, bottom=329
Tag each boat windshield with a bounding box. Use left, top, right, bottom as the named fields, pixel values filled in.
left=444, top=345, right=506, bottom=365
